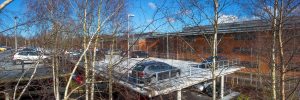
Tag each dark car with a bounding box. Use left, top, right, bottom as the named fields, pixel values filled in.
left=131, top=61, right=181, bottom=84
left=131, top=51, right=149, bottom=58
left=193, top=56, right=227, bottom=68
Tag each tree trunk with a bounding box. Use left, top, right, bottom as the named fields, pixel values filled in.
left=278, top=0, right=285, bottom=99
left=108, top=44, right=114, bottom=100
left=272, top=0, right=278, bottom=99
left=91, top=1, right=102, bottom=99
left=212, top=0, right=219, bottom=100
left=83, top=0, right=90, bottom=99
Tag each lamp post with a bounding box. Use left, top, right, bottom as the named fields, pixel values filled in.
left=14, top=16, right=18, bottom=52
left=127, top=14, right=134, bottom=59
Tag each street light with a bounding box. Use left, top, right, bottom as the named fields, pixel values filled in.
left=14, top=16, right=18, bottom=52
left=127, top=14, right=134, bottom=59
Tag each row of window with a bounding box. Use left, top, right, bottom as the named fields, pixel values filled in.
left=240, top=61, right=258, bottom=68
left=232, top=47, right=256, bottom=55
left=288, top=63, right=300, bottom=71
left=233, top=34, right=256, bottom=40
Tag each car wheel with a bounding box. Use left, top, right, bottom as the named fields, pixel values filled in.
left=205, top=85, right=213, bottom=97
left=176, top=72, right=180, bottom=77
left=150, top=76, right=156, bottom=83
left=15, top=60, right=22, bottom=65
left=43, top=58, right=50, bottom=63
left=205, top=84, right=220, bottom=97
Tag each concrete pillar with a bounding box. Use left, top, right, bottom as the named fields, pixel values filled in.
left=177, top=90, right=181, bottom=100
left=250, top=73, right=253, bottom=85
left=5, top=92, right=9, bottom=100
left=220, top=75, right=224, bottom=99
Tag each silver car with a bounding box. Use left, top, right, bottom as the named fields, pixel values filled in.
left=131, top=61, right=181, bottom=84
left=13, top=51, right=49, bottom=65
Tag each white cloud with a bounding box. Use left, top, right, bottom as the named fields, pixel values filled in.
left=166, top=17, right=176, bottom=23
left=238, top=16, right=260, bottom=21
left=148, top=2, right=157, bottom=10
left=218, top=15, right=238, bottom=23
left=146, top=19, right=153, bottom=23
left=177, top=9, right=192, bottom=15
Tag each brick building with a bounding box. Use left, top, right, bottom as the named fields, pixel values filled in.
left=135, top=17, right=300, bottom=74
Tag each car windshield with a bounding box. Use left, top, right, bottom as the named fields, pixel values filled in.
left=19, top=52, right=28, bottom=55
left=22, top=48, right=35, bottom=51
left=139, top=52, right=147, bottom=55
left=28, top=52, right=38, bottom=56
left=133, top=64, right=146, bottom=71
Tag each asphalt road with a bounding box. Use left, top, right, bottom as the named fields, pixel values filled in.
left=0, top=50, right=13, bottom=61
left=0, top=50, right=54, bottom=83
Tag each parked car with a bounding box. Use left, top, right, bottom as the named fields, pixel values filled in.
left=193, top=80, right=213, bottom=92
left=193, top=56, right=227, bottom=68
left=20, top=48, right=36, bottom=52
left=105, top=49, right=123, bottom=55
left=203, top=82, right=221, bottom=97
left=13, top=51, right=49, bottom=65
left=192, top=79, right=221, bottom=97
left=0, top=47, right=7, bottom=52
left=131, top=61, right=181, bottom=84
left=131, top=51, right=149, bottom=58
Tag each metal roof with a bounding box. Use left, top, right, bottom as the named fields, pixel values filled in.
left=149, top=16, right=300, bottom=38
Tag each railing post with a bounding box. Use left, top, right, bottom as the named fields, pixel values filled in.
left=227, top=60, right=230, bottom=67
left=156, top=72, right=158, bottom=81
left=220, top=75, right=224, bottom=99
left=169, top=70, right=171, bottom=79
left=136, top=72, right=138, bottom=84
left=127, top=72, right=129, bottom=82
left=236, top=77, right=239, bottom=85
left=189, top=66, right=192, bottom=76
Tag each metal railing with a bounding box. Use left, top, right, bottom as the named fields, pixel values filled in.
left=126, top=59, right=240, bottom=86
left=185, top=59, right=240, bottom=76
left=126, top=68, right=180, bottom=86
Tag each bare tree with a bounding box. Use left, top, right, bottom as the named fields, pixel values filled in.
left=246, top=0, right=300, bottom=99
left=272, top=0, right=278, bottom=99
left=0, top=0, right=13, bottom=11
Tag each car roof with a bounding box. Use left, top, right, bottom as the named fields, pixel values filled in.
left=138, top=61, right=169, bottom=66
left=133, top=51, right=147, bottom=53
left=18, top=51, right=38, bottom=53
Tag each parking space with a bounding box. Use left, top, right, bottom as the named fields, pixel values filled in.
left=94, top=57, right=243, bottom=99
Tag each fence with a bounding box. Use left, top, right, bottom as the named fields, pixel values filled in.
left=224, top=72, right=300, bottom=97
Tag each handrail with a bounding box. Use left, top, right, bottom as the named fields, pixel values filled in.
left=127, top=59, right=240, bottom=86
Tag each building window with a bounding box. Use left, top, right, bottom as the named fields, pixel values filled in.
left=287, top=63, right=300, bottom=71
left=203, top=47, right=223, bottom=53
left=218, top=48, right=223, bottom=53
left=240, top=61, right=258, bottom=68
left=232, top=47, right=256, bottom=55
left=203, top=47, right=211, bottom=53
left=234, top=33, right=256, bottom=40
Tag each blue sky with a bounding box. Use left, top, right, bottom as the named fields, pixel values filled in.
left=127, top=0, right=255, bottom=33
left=128, top=0, right=191, bottom=33
left=0, top=0, right=28, bottom=37
left=0, top=0, right=278, bottom=37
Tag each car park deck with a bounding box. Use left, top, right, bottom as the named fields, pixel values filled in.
left=95, top=57, right=243, bottom=99
left=1, top=50, right=243, bottom=99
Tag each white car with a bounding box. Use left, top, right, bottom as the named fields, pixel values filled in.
left=13, top=51, right=49, bottom=65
